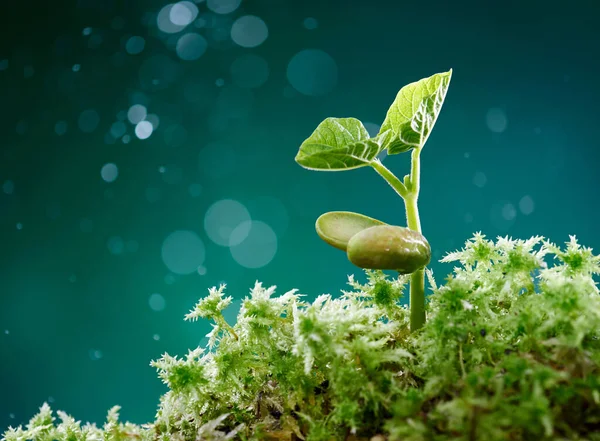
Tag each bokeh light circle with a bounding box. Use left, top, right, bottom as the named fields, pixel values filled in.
left=519, top=195, right=535, bottom=215
left=78, top=109, right=100, bottom=133
left=230, top=15, right=268, bottom=48
left=149, top=293, right=166, bottom=311
left=125, top=36, right=146, bottom=55
left=127, top=104, right=147, bottom=124
left=230, top=54, right=269, bottom=88
left=169, top=1, right=198, bottom=26
left=287, top=49, right=338, bottom=96
left=101, top=163, right=119, bottom=183
left=207, top=0, right=241, bottom=15
left=486, top=108, right=508, bottom=133
left=204, top=199, right=251, bottom=246
left=135, top=121, right=153, bottom=139
left=161, top=230, right=206, bottom=275
left=229, top=221, right=277, bottom=269
left=176, top=33, right=208, bottom=61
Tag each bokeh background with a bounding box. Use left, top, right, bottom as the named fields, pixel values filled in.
left=1, top=0, right=599, bottom=431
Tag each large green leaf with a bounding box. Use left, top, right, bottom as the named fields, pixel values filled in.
left=295, top=117, right=390, bottom=171
left=379, top=70, right=452, bottom=155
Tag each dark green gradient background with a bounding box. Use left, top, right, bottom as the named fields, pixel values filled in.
left=1, top=0, right=599, bottom=431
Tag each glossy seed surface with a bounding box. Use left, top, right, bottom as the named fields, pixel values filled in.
left=346, top=225, right=431, bottom=273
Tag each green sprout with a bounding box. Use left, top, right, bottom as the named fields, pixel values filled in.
left=295, top=70, right=452, bottom=331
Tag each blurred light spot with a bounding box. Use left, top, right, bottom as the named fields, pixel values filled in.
left=231, top=15, right=268, bottom=48
left=101, top=163, right=119, bottom=183
left=72, top=64, right=81, bottom=72
left=473, top=171, right=487, bottom=188
left=153, top=334, right=160, bottom=340
left=0, top=59, right=8, bottom=71
left=464, top=213, right=473, bottom=223
left=4, top=329, right=9, bottom=335
left=164, top=274, right=177, bottom=284
left=48, top=396, right=55, bottom=403
left=78, top=109, right=100, bottom=133
left=207, top=0, right=241, bottom=14
left=157, top=4, right=186, bottom=33
left=82, top=27, right=93, bottom=36
left=247, top=196, right=289, bottom=237
left=215, top=78, right=225, bottom=87
left=110, top=121, right=127, bottom=138
left=68, top=274, right=77, bottom=283
left=161, top=230, right=206, bottom=275
left=170, top=1, right=198, bottom=26
left=363, top=122, right=381, bottom=138
left=519, top=195, right=535, bottom=215
left=534, top=127, right=542, bottom=135
left=188, top=183, right=203, bottom=197
left=89, top=349, right=103, bottom=360
left=502, top=203, right=516, bottom=221
left=122, top=134, right=131, bottom=144
left=229, top=221, right=277, bottom=269
left=230, top=54, right=269, bottom=88
left=107, top=236, right=125, bottom=255
left=464, top=152, right=470, bottom=159
left=197, top=265, right=207, bottom=275
left=16, top=223, right=23, bottom=230
left=146, top=113, right=160, bottom=129
left=149, top=293, right=166, bottom=311
left=158, top=166, right=166, bottom=173
left=24, top=66, right=35, bottom=78
left=303, top=17, right=318, bottom=30
left=486, top=107, right=507, bottom=133
left=204, top=199, right=251, bottom=246
left=3, top=180, right=14, bottom=195
left=127, top=104, right=147, bottom=124
left=287, top=49, right=338, bottom=96
left=490, top=201, right=516, bottom=231
left=126, top=36, right=146, bottom=55
left=135, top=120, right=153, bottom=139
left=176, top=33, right=208, bottom=61
left=55, top=121, right=68, bottom=135
left=80, top=218, right=94, bottom=233
left=198, top=141, right=236, bottom=178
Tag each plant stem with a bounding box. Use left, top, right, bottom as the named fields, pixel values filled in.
left=371, top=149, right=426, bottom=332
left=370, top=160, right=409, bottom=199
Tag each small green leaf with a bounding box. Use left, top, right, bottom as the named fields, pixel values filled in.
left=295, top=117, right=390, bottom=171
left=379, top=70, right=452, bottom=155
left=315, top=211, right=386, bottom=251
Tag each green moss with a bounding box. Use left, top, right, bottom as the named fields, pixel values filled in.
left=4, top=234, right=600, bottom=441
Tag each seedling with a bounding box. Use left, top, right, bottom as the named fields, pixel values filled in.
left=7, top=71, right=600, bottom=441
left=295, top=70, right=452, bottom=331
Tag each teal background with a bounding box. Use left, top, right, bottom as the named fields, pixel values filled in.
left=1, top=0, right=599, bottom=431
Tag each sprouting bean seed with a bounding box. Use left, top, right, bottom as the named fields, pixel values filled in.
left=346, top=225, right=431, bottom=273
left=315, top=211, right=386, bottom=251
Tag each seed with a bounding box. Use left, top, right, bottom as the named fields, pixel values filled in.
left=346, top=225, right=431, bottom=273
left=315, top=211, right=386, bottom=251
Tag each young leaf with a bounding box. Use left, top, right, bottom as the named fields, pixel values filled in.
left=295, top=117, right=390, bottom=171
left=379, top=70, right=452, bottom=155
